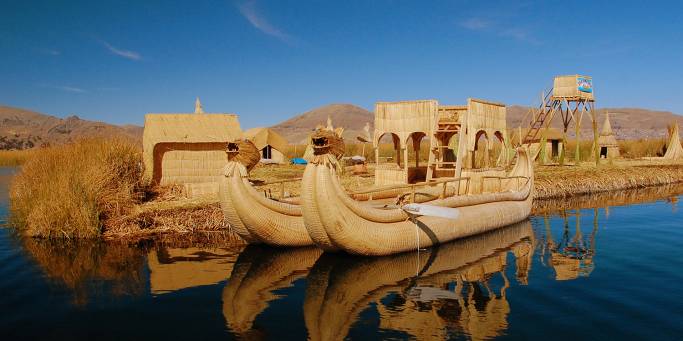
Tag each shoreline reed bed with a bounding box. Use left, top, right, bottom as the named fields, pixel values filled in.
left=535, top=164, right=683, bottom=199
left=9, top=138, right=144, bottom=238
left=0, top=149, right=35, bottom=166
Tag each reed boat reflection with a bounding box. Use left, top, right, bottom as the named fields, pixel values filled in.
left=147, top=246, right=244, bottom=294
left=303, top=221, right=534, bottom=341
left=222, top=246, right=323, bottom=338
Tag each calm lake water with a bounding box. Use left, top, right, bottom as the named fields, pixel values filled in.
left=1, top=166, right=683, bottom=340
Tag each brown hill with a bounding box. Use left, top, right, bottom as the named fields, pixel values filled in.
left=272, top=103, right=682, bottom=143
left=271, top=103, right=374, bottom=144
left=507, top=106, right=683, bottom=139
left=0, top=105, right=142, bottom=150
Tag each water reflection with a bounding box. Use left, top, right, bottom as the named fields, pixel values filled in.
left=538, top=211, right=598, bottom=281
left=303, top=221, right=533, bottom=340
left=7, top=180, right=682, bottom=340
left=20, top=238, right=147, bottom=305
left=148, top=246, right=244, bottom=294
left=222, top=246, right=322, bottom=338
left=0, top=167, right=17, bottom=225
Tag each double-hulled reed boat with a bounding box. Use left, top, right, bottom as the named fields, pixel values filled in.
left=301, top=140, right=534, bottom=256
left=220, top=131, right=533, bottom=256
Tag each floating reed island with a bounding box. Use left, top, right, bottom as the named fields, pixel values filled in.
left=6, top=85, right=683, bottom=247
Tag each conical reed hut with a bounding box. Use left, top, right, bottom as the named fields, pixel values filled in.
left=664, top=122, right=683, bottom=159
left=598, top=112, right=619, bottom=159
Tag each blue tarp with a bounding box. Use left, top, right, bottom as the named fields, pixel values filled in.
left=291, top=158, right=308, bottom=165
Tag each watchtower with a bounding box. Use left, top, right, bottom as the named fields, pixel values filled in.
left=521, top=75, right=599, bottom=164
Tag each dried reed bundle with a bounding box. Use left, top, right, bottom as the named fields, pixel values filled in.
left=104, top=202, right=243, bottom=244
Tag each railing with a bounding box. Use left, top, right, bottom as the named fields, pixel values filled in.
left=351, top=176, right=471, bottom=202
left=479, top=175, right=531, bottom=194
left=253, top=177, right=302, bottom=199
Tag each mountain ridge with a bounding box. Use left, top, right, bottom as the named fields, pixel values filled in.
left=0, top=105, right=142, bottom=150
left=1, top=103, right=681, bottom=150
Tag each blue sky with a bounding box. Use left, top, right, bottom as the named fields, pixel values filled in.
left=1, top=0, right=682, bottom=128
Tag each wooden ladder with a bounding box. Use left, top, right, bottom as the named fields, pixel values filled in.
left=522, top=88, right=559, bottom=145
left=426, top=120, right=461, bottom=181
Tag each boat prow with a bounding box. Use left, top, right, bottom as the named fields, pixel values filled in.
left=219, top=161, right=313, bottom=246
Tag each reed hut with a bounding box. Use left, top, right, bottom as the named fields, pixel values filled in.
left=598, top=113, right=619, bottom=159
left=244, top=127, right=289, bottom=164
left=664, top=122, right=683, bottom=159
left=513, top=128, right=564, bottom=161
left=142, top=99, right=242, bottom=197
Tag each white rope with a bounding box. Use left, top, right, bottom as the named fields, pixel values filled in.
left=415, top=217, right=420, bottom=276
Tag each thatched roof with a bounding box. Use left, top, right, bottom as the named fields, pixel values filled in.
left=143, top=113, right=242, bottom=144
left=598, top=113, right=618, bottom=147
left=244, top=127, right=289, bottom=152
left=142, top=113, right=243, bottom=182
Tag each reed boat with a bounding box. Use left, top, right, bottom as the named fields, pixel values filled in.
left=304, top=221, right=534, bottom=341
left=218, top=139, right=312, bottom=246
left=301, top=143, right=534, bottom=256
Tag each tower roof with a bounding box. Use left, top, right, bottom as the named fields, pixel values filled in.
left=600, top=112, right=614, bottom=136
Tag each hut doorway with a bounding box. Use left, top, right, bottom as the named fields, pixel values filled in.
left=552, top=140, right=560, bottom=158
left=600, top=146, right=608, bottom=158
left=262, top=145, right=273, bottom=159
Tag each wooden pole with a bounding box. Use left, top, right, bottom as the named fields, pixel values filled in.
left=454, top=113, right=468, bottom=181
left=559, top=99, right=571, bottom=166
left=403, top=146, right=409, bottom=178
left=575, top=102, right=585, bottom=164
left=590, top=101, right=600, bottom=166
left=394, top=135, right=401, bottom=167
left=374, top=146, right=379, bottom=166
left=484, top=137, right=490, bottom=168
left=539, top=129, right=547, bottom=165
